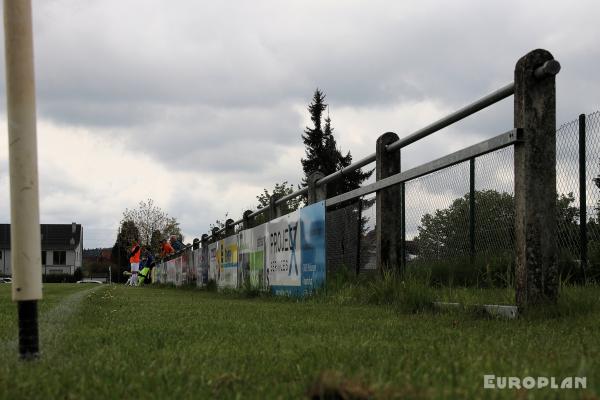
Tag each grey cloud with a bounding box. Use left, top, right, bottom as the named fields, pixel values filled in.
left=1, top=0, right=599, bottom=248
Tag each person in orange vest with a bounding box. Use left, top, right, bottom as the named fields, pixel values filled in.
left=160, top=239, right=175, bottom=259
left=129, top=240, right=141, bottom=286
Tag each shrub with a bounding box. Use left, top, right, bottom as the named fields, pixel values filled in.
left=43, top=273, right=78, bottom=283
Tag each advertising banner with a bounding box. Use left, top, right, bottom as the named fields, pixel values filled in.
left=238, top=224, right=267, bottom=290
left=154, top=263, right=164, bottom=284
left=181, top=248, right=196, bottom=284
left=208, top=242, right=218, bottom=283
left=195, top=247, right=207, bottom=287
left=175, top=257, right=184, bottom=286
left=217, top=235, right=238, bottom=288
left=266, top=201, right=326, bottom=295
left=166, top=259, right=176, bottom=284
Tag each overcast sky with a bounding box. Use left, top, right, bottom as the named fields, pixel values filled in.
left=1, top=0, right=599, bottom=248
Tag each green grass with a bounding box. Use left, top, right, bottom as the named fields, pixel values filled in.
left=0, top=283, right=599, bottom=399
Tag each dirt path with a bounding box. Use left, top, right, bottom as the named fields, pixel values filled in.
left=0, top=284, right=105, bottom=356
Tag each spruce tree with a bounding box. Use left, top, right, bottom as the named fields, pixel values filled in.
left=300, top=88, right=373, bottom=197
left=301, top=89, right=328, bottom=181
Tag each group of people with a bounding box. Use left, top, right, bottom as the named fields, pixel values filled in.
left=127, top=235, right=186, bottom=286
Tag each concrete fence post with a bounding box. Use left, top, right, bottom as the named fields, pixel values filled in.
left=376, top=132, right=402, bottom=274
left=225, top=219, right=235, bottom=237
left=243, top=210, right=254, bottom=230
left=200, top=234, right=209, bottom=285
left=308, top=171, right=326, bottom=204
left=211, top=227, right=219, bottom=243
left=514, top=49, right=560, bottom=307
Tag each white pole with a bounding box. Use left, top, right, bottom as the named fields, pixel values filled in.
left=3, top=0, right=42, bottom=359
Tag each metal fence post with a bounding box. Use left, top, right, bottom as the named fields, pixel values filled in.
left=355, top=199, right=363, bottom=275
left=469, top=158, right=476, bottom=263
left=579, top=113, right=588, bottom=281
left=514, top=49, right=561, bottom=307
left=308, top=171, right=326, bottom=204
left=376, top=132, right=402, bottom=274
left=400, top=182, right=406, bottom=270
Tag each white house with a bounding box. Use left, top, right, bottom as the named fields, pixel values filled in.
left=0, top=223, right=83, bottom=276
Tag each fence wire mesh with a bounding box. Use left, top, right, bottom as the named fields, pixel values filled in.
left=323, top=112, right=600, bottom=282
left=473, top=146, right=514, bottom=257
left=360, top=194, right=377, bottom=271
left=584, top=112, right=600, bottom=249
left=556, top=117, right=582, bottom=258
left=405, top=162, right=471, bottom=262
left=326, top=200, right=361, bottom=275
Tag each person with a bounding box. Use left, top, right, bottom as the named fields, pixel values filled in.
left=138, top=263, right=152, bottom=285
left=160, top=239, right=175, bottom=259
left=141, top=248, right=154, bottom=270
left=129, top=240, right=141, bottom=286
left=170, top=235, right=185, bottom=252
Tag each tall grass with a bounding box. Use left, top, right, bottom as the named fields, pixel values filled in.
left=321, top=267, right=436, bottom=313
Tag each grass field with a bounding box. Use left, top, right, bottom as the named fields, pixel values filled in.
left=0, top=283, right=599, bottom=399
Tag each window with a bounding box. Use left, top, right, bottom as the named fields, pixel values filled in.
left=53, top=251, right=66, bottom=265
left=41, top=251, right=46, bottom=265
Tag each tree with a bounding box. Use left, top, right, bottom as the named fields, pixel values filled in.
left=300, top=89, right=372, bottom=198
left=252, top=181, right=302, bottom=225
left=120, top=198, right=182, bottom=248
left=413, top=190, right=580, bottom=260
left=110, top=220, right=139, bottom=282
left=257, top=181, right=302, bottom=212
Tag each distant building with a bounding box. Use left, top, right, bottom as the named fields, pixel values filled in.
left=0, top=223, right=83, bottom=276
left=82, top=248, right=112, bottom=264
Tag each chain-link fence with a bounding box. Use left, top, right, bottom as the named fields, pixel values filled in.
left=326, top=200, right=361, bottom=275
left=555, top=111, right=600, bottom=280
left=327, top=111, right=600, bottom=284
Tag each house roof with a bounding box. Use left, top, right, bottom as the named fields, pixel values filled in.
left=0, top=223, right=82, bottom=250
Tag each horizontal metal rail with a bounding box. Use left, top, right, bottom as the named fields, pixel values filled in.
left=325, top=128, right=522, bottom=207
left=316, top=153, right=377, bottom=186
left=275, top=186, right=308, bottom=206
left=386, top=83, right=515, bottom=152
left=247, top=206, right=269, bottom=219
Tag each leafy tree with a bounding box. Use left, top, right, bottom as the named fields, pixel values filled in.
left=121, top=198, right=182, bottom=248
left=413, top=190, right=580, bottom=260
left=257, top=181, right=302, bottom=212
left=149, top=229, right=163, bottom=256
left=300, top=89, right=372, bottom=198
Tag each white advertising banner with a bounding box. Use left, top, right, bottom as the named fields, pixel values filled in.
left=267, top=211, right=302, bottom=289
left=217, top=235, right=238, bottom=288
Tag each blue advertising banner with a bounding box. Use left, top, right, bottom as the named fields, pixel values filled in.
left=267, top=201, right=326, bottom=296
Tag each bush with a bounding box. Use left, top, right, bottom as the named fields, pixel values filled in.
left=43, top=273, right=78, bottom=283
